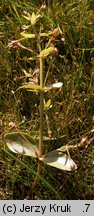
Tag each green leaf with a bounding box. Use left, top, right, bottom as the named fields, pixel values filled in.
left=4, top=149, right=61, bottom=199
left=21, top=32, right=51, bottom=39
left=20, top=33, right=35, bottom=39
left=4, top=132, right=38, bottom=157
left=18, top=84, right=43, bottom=92
left=40, top=47, right=54, bottom=58
left=44, top=99, right=51, bottom=109
left=41, top=150, right=77, bottom=171
left=40, top=32, right=52, bottom=37
left=30, top=12, right=37, bottom=26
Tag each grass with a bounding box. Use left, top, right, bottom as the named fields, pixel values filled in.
left=0, top=0, right=94, bottom=199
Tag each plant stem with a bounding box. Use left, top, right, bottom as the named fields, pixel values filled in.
left=39, top=56, right=44, bottom=157
left=31, top=34, right=44, bottom=196
left=44, top=99, right=52, bottom=138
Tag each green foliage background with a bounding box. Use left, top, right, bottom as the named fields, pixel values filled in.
left=0, top=0, right=94, bottom=199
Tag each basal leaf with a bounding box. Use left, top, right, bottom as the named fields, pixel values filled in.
left=4, top=132, right=38, bottom=157
left=41, top=151, right=77, bottom=171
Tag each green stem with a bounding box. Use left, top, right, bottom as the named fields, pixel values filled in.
left=39, top=56, right=44, bottom=157
left=44, top=99, right=52, bottom=138
left=31, top=34, right=44, bottom=194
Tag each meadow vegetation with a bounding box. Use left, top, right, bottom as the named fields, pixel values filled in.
left=0, top=0, right=94, bottom=199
